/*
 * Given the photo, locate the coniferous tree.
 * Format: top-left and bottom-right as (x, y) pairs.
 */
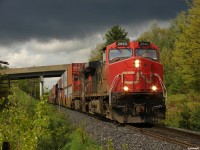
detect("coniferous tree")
(104, 25), (129, 46)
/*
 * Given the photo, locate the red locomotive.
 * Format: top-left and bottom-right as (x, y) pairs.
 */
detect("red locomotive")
(49, 41), (166, 123)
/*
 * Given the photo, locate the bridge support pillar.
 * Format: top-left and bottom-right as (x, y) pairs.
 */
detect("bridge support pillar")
(40, 75), (44, 98)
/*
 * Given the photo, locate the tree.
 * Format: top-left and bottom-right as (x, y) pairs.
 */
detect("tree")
(137, 23), (168, 52)
(89, 25), (129, 61)
(0, 65), (9, 70)
(89, 43), (105, 62)
(17, 79), (40, 99)
(173, 0), (200, 92)
(104, 25), (129, 46)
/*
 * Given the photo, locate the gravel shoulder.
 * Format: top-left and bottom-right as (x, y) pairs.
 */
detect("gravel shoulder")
(63, 107), (185, 150)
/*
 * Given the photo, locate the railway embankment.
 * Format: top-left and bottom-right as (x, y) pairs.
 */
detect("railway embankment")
(65, 107), (192, 150)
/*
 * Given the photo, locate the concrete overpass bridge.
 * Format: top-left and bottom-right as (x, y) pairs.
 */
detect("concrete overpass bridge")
(0, 64), (68, 97)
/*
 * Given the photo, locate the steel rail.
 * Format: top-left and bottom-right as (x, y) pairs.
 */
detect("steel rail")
(126, 125), (200, 149)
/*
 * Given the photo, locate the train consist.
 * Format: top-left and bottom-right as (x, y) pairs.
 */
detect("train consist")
(49, 41), (167, 123)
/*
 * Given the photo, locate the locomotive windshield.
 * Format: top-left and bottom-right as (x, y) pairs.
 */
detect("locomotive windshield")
(135, 49), (158, 61)
(109, 49), (132, 63)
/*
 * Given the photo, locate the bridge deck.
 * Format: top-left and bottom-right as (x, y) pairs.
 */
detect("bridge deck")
(0, 64), (69, 79)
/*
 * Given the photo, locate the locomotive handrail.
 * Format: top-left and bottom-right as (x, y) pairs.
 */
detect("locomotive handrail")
(109, 74), (121, 105)
(153, 73), (167, 100)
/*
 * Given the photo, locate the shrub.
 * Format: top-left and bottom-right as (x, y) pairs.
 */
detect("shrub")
(0, 87), (71, 149)
(68, 123), (102, 150)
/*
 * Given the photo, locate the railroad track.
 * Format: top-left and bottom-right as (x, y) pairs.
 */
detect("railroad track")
(126, 124), (200, 149)
(59, 106), (200, 149)
(58, 105), (200, 148)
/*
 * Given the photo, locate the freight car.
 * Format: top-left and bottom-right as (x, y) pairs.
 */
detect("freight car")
(49, 41), (167, 123)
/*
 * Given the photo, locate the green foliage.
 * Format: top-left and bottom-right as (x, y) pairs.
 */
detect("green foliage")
(69, 122), (102, 150)
(104, 25), (129, 46)
(89, 43), (105, 61)
(37, 106), (71, 150)
(164, 94), (184, 127)
(179, 92), (200, 131)
(168, 73), (187, 94)
(0, 68), (9, 100)
(122, 143), (128, 150)
(0, 76), (10, 105)
(0, 88), (104, 149)
(179, 105), (191, 129)
(190, 108), (200, 131)
(0, 87), (71, 149)
(0, 64), (9, 70)
(173, 0), (200, 92)
(17, 79), (40, 99)
(0, 88), (40, 149)
(179, 105), (200, 131)
(137, 23), (169, 52)
(165, 93), (200, 131)
(107, 139), (114, 150)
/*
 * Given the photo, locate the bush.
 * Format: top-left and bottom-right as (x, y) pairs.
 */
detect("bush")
(190, 108), (200, 131)
(179, 105), (191, 129)
(0, 87), (71, 149)
(165, 92), (200, 131)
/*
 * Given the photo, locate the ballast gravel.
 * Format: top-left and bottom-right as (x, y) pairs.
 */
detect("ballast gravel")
(63, 108), (185, 150)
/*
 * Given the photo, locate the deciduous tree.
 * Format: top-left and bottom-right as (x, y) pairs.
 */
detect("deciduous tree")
(173, 0), (200, 92)
(89, 43), (105, 61)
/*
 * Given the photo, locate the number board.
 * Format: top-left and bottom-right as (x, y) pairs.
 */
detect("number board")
(139, 42), (150, 47)
(117, 42), (129, 47)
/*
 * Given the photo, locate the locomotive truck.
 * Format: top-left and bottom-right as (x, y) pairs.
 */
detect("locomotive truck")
(49, 41), (167, 123)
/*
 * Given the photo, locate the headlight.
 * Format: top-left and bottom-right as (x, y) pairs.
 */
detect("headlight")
(152, 86), (157, 91)
(123, 86), (129, 91)
(135, 59), (140, 68)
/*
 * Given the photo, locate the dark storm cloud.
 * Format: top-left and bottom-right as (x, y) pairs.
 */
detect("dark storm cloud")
(0, 0), (187, 44)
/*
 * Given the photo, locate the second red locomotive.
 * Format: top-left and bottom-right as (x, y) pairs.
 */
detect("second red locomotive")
(49, 41), (167, 123)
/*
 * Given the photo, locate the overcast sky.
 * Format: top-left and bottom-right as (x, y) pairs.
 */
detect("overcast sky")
(0, 0), (187, 88)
